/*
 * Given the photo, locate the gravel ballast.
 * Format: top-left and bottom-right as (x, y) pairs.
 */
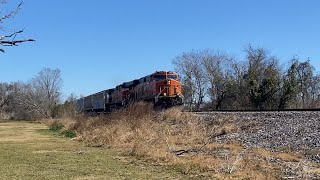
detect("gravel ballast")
(196, 111), (320, 160)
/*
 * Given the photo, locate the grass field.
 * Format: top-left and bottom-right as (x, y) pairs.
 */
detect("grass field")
(0, 120), (189, 180)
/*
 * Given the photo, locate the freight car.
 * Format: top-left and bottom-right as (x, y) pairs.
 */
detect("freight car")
(76, 71), (184, 112)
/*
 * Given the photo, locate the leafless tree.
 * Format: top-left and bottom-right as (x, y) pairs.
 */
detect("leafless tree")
(0, 0), (34, 53)
(32, 68), (62, 118)
(173, 50), (207, 111)
(202, 50), (234, 110)
(9, 68), (62, 119)
(296, 60), (316, 108)
(310, 74), (320, 107)
(8, 81), (37, 119)
(0, 82), (10, 118)
(0, 82), (9, 108)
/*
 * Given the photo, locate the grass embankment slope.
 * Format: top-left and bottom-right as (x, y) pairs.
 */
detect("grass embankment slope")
(54, 103), (320, 179)
(0, 120), (188, 180)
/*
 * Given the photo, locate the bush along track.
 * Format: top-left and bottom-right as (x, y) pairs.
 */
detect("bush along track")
(48, 121), (77, 138)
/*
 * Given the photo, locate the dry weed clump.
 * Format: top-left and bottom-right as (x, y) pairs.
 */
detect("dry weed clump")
(55, 103), (210, 167)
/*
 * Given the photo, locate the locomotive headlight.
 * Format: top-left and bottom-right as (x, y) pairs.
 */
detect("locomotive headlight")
(168, 80), (171, 85)
(164, 93), (167, 96)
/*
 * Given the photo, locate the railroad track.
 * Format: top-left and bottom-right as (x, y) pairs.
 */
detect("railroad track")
(192, 108), (320, 115)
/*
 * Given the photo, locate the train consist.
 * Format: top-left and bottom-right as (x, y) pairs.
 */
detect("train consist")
(76, 71), (184, 112)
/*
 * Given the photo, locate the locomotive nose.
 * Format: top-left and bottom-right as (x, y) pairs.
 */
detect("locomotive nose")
(164, 79), (171, 85)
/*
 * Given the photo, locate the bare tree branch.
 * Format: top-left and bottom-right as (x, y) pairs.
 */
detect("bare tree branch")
(0, 0), (23, 22)
(0, 0), (34, 53)
(1, 38), (35, 46)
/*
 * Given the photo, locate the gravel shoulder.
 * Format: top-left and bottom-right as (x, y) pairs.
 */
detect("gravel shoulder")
(195, 111), (320, 179)
(197, 111), (320, 152)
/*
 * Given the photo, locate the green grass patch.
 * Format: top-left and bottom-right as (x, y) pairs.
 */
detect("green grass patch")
(61, 129), (76, 138)
(0, 120), (189, 179)
(38, 128), (77, 138)
(46, 121), (77, 138)
(48, 121), (64, 131)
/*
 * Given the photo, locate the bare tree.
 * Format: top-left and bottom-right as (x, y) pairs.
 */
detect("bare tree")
(202, 50), (234, 110)
(173, 50), (207, 111)
(0, 82), (9, 108)
(0, 82), (10, 118)
(9, 68), (62, 119)
(296, 60), (316, 108)
(9, 81), (39, 119)
(0, 0), (34, 53)
(31, 68), (62, 118)
(310, 73), (320, 107)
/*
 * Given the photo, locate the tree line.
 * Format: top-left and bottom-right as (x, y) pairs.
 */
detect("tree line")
(0, 68), (65, 119)
(1, 47), (319, 119)
(173, 46), (320, 111)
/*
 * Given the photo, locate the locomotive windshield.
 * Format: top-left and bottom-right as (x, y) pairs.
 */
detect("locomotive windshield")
(167, 74), (177, 80)
(153, 74), (166, 81)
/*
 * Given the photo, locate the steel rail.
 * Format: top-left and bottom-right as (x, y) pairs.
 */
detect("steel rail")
(191, 108), (320, 113)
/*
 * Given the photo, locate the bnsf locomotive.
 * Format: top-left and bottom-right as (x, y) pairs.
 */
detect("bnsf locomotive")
(76, 71), (184, 112)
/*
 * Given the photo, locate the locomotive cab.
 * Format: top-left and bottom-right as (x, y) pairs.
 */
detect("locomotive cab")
(152, 71), (184, 106)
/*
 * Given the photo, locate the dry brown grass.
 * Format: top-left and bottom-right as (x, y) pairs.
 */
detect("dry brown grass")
(46, 102), (319, 179)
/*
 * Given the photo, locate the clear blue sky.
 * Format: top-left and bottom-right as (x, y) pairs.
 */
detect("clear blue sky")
(1, 0), (319, 100)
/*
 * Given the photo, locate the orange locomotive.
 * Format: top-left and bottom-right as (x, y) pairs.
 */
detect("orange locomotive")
(77, 71), (184, 112)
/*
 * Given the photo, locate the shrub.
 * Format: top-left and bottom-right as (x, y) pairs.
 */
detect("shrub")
(62, 130), (77, 138)
(49, 121), (64, 131)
